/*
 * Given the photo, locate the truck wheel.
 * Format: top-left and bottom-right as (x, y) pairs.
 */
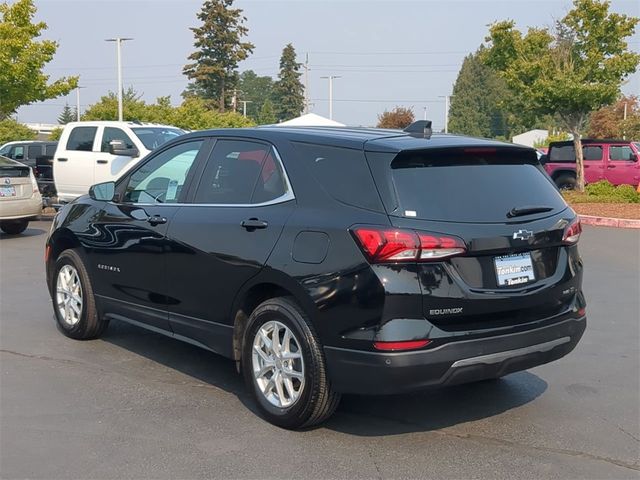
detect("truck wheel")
(555, 174), (576, 190)
(0, 219), (29, 235)
(242, 297), (341, 429)
(52, 249), (109, 340)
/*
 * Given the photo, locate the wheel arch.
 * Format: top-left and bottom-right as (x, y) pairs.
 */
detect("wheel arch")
(551, 169), (576, 180)
(46, 228), (82, 292)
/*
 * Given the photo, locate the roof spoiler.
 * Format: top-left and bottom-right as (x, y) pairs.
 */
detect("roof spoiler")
(404, 120), (432, 139)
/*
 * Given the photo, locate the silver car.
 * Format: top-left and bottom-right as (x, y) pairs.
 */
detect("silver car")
(0, 155), (42, 234)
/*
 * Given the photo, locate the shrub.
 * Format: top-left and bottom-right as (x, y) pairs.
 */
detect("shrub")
(585, 180), (616, 196)
(0, 119), (37, 144)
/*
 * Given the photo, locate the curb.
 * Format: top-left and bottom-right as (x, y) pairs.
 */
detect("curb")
(579, 215), (640, 229)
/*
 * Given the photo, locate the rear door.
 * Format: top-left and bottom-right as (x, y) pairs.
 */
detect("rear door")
(582, 144), (605, 183)
(165, 138), (295, 356)
(366, 146), (575, 330)
(604, 143), (640, 186)
(55, 126), (99, 199)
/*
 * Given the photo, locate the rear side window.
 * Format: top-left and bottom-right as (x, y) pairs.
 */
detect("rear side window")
(292, 142), (383, 212)
(584, 146), (602, 160)
(367, 148), (566, 223)
(549, 144), (603, 162)
(45, 144), (56, 156)
(27, 145), (41, 159)
(66, 127), (97, 152)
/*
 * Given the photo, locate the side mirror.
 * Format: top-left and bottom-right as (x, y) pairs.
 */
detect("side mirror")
(108, 139), (139, 158)
(89, 181), (116, 202)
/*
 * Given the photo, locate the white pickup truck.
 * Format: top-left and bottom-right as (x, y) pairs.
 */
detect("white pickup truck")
(53, 121), (184, 203)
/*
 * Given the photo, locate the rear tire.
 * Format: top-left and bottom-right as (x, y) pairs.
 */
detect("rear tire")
(0, 219), (28, 235)
(554, 173), (576, 190)
(52, 249), (108, 340)
(242, 297), (341, 429)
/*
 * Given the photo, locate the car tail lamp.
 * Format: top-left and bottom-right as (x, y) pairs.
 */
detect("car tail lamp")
(29, 169), (39, 193)
(562, 218), (582, 245)
(373, 339), (431, 351)
(351, 226), (466, 263)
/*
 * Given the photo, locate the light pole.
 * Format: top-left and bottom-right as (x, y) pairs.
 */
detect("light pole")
(75, 86), (84, 121)
(320, 75), (341, 120)
(438, 95), (454, 133)
(240, 100), (253, 117)
(105, 37), (133, 121)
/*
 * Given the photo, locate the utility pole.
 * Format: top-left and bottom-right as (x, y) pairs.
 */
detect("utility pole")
(75, 86), (84, 121)
(240, 100), (253, 117)
(303, 53), (310, 114)
(423, 106), (427, 121)
(320, 75), (341, 120)
(231, 88), (238, 113)
(105, 37), (133, 121)
(438, 94), (453, 133)
(623, 101), (628, 140)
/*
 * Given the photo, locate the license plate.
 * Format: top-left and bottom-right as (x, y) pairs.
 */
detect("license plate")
(494, 252), (535, 286)
(0, 186), (16, 197)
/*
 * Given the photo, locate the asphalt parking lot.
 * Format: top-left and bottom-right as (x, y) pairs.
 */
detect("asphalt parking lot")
(0, 221), (638, 479)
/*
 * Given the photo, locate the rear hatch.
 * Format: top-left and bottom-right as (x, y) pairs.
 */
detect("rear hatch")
(365, 145), (579, 330)
(0, 158), (34, 200)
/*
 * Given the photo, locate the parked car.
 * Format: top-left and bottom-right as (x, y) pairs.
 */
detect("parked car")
(45, 124), (586, 428)
(0, 140), (58, 195)
(53, 121), (184, 203)
(0, 155), (43, 234)
(542, 139), (640, 189)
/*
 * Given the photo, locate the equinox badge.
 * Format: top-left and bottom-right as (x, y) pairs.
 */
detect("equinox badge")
(513, 229), (534, 241)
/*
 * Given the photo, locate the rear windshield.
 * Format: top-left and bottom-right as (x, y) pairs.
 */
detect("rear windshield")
(366, 148), (566, 223)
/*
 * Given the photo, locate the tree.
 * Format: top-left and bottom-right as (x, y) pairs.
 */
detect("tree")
(377, 106), (415, 129)
(81, 87), (147, 121)
(483, 0), (639, 191)
(0, 0), (77, 119)
(58, 103), (75, 124)
(449, 50), (509, 138)
(256, 98), (276, 125)
(49, 126), (62, 141)
(588, 95), (639, 138)
(0, 119), (36, 143)
(183, 0), (254, 112)
(237, 70), (274, 119)
(272, 44), (304, 121)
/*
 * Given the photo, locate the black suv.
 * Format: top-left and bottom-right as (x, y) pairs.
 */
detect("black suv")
(45, 124), (586, 428)
(0, 141), (58, 195)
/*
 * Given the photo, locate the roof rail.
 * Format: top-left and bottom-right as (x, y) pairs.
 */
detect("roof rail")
(404, 120), (432, 139)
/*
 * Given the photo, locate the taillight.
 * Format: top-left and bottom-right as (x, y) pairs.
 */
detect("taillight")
(373, 339), (431, 351)
(351, 226), (466, 263)
(29, 169), (39, 193)
(562, 217), (582, 245)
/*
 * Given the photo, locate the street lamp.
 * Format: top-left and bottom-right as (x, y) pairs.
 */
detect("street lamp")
(105, 37), (133, 121)
(320, 75), (341, 120)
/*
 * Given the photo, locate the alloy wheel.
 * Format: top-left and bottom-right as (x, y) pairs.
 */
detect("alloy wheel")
(56, 265), (83, 326)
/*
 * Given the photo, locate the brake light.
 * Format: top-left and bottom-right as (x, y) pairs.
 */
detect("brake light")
(562, 218), (582, 245)
(351, 226), (466, 263)
(29, 168), (38, 193)
(373, 339), (431, 351)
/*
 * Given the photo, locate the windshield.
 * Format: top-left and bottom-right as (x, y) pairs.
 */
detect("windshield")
(131, 127), (184, 150)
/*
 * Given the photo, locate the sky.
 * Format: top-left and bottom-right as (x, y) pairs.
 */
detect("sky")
(16, 0), (640, 128)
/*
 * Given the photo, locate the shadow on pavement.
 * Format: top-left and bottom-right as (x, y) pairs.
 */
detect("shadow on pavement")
(0, 227), (46, 239)
(102, 320), (547, 435)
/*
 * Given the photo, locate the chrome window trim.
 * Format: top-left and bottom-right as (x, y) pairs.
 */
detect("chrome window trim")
(117, 143), (296, 208)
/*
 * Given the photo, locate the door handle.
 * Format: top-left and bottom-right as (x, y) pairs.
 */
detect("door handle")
(97, 159), (108, 164)
(607, 165), (616, 169)
(241, 218), (268, 230)
(146, 215), (168, 226)
(57, 158), (68, 162)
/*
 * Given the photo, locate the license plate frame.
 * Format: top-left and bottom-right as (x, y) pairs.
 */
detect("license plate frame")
(494, 252), (536, 287)
(0, 185), (16, 197)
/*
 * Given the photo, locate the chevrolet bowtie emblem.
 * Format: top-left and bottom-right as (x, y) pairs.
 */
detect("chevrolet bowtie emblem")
(513, 229), (534, 241)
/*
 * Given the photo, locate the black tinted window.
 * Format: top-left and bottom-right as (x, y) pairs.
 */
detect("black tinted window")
(194, 140), (286, 204)
(102, 127), (135, 153)
(292, 142), (383, 212)
(549, 144), (603, 162)
(27, 145), (41, 159)
(45, 145), (56, 156)
(67, 127), (97, 152)
(124, 140), (202, 203)
(367, 148), (566, 222)
(584, 146), (602, 160)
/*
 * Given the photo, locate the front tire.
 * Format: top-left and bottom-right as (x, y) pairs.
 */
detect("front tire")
(0, 219), (28, 235)
(242, 297), (340, 429)
(52, 249), (108, 340)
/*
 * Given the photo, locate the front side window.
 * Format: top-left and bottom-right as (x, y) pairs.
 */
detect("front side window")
(101, 127), (135, 153)
(609, 145), (635, 162)
(123, 140), (203, 204)
(67, 127), (97, 152)
(10, 146), (24, 160)
(194, 140), (287, 205)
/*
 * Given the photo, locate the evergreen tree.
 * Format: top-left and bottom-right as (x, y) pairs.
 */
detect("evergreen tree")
(272, 44), (304, 121)
(448, 51), (509, 138)
(238, 70), (274, 119)
(183, 0), (254, 112)
(256, 99), (276, 125)
(58, 103), (75, 124)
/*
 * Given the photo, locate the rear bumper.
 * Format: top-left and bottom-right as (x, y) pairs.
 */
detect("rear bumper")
(324, 316), (586, 395)
(0, 195), (42, 220)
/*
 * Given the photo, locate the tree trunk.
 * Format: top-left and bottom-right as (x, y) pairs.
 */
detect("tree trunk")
(219, 79), (225, 113)
(572, 129), (585, 192)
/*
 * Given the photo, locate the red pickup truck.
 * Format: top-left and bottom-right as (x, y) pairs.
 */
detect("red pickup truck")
(542, 139), (640, 189)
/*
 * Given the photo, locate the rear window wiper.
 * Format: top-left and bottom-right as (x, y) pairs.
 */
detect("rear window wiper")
(507, 205), (554, 218)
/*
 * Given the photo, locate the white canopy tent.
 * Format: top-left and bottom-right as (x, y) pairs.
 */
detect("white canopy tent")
(275, 113), (345, 127)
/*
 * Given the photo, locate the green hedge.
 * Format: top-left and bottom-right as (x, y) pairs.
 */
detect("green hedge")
(564, 180), (640, 203)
